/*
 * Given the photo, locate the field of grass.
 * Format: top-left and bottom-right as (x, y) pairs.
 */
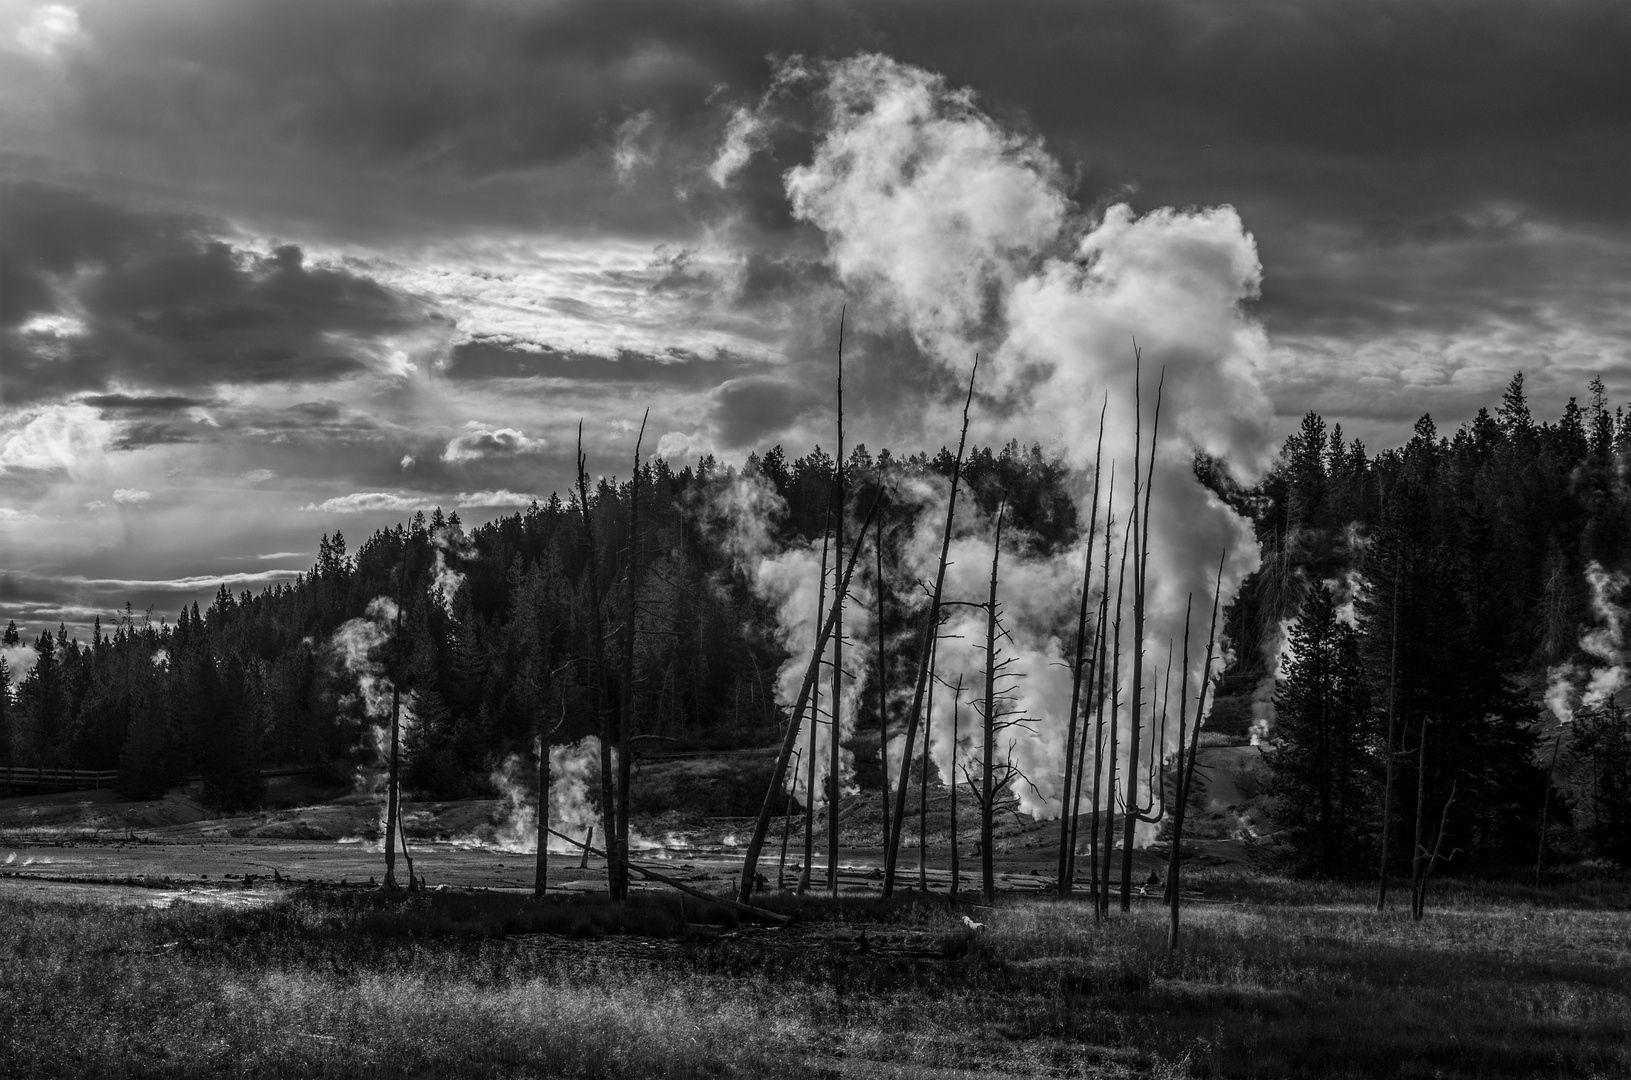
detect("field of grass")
(1, 870), (1627, 1078)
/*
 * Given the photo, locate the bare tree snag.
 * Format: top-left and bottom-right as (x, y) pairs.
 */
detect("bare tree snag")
(919, 628), (937, 891)
(1168, 551), (1223, 951)
(576, 422), (622, 899)
(884, 356), (979, 895)
(801, 517), (830, 896)
(829, 309), (845, 900)
(1121, 353), (1165, 912)
(980, 495), (1007, 903)
(1101, 514), (1133, 917)
(1058, 398), (1108, 898)
(1375, 556), (1403, 911)
(613, 410), (649, 901)
(383, 566), (406, 890)
(737, 496), (881, 904)
(950, 675), (963, 896)
(877, 508), (890, 853)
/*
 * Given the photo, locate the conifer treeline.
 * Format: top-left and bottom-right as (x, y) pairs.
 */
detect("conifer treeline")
(0, 441), (1076, 806)
(1245, 375), (1631, 873)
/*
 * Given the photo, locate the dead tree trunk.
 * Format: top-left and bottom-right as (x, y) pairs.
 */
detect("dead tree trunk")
(950, 675), (963, 896)
(1375, 557), (1402, 911)
(383, 570), (406, 890)
(919, 628), (938, 891)
(1085, 468), (1117, 917)
(736, 496), (880, 904)
(877, 509), (891, 853)
(1058, 399), (1108, 898)
(576, 422), (622, 900)
(980, 497), (1007, 903)
(828, 312), (845, 900)
(1409, 716), (1430, 919)
(884, 357), (978, 896)
(779, 748), (800, 890)
(613, 411), (648, 901)
(1166, 552), (1224, 947)
(801, 520), (830, 895)
(1121, 355), (1164, 911)
(1101, 514), (1133, 917)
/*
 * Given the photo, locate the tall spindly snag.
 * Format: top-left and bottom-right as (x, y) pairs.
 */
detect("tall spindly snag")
(1167, 550), (1224, 950)
(884, 356), (979, 895)
(980, 494), (1007, 902)
(576, 422), (622, 899)
(800, 516), (830, 895)
(1058, 397), (1107, 897)
(1375, 554), (1403, 911)
(829, 308), (845, 899)
(737, 494), (881, 903)
(1121, 352), (1165, 911)
(1100, 513), (1133, 916)
(614, 409), (648, 900)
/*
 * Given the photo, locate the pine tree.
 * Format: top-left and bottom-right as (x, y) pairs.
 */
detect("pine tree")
(1266, 583), (1377, 877)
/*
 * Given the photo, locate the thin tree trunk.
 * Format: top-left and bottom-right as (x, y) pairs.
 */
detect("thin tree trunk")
(919, 629), (937, 891)
(576, 423), (621, 900)
(1376, 558), (1402, 911)
(737, 496), (881, 904)
(614, 412), (648, 901)
(878, 509), (891, 853)
(779, 748), (799, 890)
(1121, 356), (1164, 911)
(383, 569), (405, 890)
(1168, 552), (1224, 950)
(1058, 399), (1108, 897)
(801, 521), (830, 896)
(884, 357), (978, 895)
(1410, 716), (1429, 920)
(950, 676), (962, 897)
(1102, 514), (1133, 917)
(1535, 725), (1563, 888)
(981, 496), (1007, 904)
(1085, 469), (1117, 919)
(829, 312), (845, 900)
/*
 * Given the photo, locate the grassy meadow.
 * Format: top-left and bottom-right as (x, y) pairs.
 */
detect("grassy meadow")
(1, 871), (1627, 1079)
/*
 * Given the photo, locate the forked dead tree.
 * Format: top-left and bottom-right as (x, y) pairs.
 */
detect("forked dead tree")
(1166, 550), (1224, 950)
(828, 310), (845, 899)
(736, 495), (881, 904)
(575, 422), (622, 899)
(800, 518), (831, 895)
(884, 356), (979, 895)
(1057, 398), (1107, 898)
(1120, 353), (1165, 911)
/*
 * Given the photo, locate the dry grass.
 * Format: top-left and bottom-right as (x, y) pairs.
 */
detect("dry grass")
(1, 872), (1627, 1078)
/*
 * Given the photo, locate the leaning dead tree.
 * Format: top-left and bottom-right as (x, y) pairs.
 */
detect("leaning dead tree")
(799, 518), (831, 895)
(1057, 398), (1108, 898)
(828, 310), (846, 900)
(1099, 513), (1133, 918)
(1166, 550), (1224, 950)
(575, 422), (625, 900)
(737, 494), (881, 904)
(883, 356), (979, 896)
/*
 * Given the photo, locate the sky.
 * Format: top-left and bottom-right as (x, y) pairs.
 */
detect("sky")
(0, 0), (1627, 643)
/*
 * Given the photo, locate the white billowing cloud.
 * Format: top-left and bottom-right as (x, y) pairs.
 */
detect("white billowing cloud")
(780, 54), (1272, 828)
(399, 454), (415, 470)
(2, 642), (36, 684)
(455, 490), (538, 509)
(16, 4), (84, 59)
(655, 430), (708, 462)
(0, 403), (114, 478)
(112, 488), (151, 505)
(441, 426), (547, 463)
(708, 105), (763, 187)
(785, 54), (1068, 365)
(302, 492), (431, 514)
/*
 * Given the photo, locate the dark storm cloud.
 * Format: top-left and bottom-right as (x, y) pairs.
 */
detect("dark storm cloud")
(61, 0), (1622, 222)
(80, 393), (212, 416)
(712, 376), (824, 449)
(446, 340), (769, 386)
(0, 181), (431, 404)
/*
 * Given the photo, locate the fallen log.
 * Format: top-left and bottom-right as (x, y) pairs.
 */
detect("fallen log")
(546, 827), (792, 926)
